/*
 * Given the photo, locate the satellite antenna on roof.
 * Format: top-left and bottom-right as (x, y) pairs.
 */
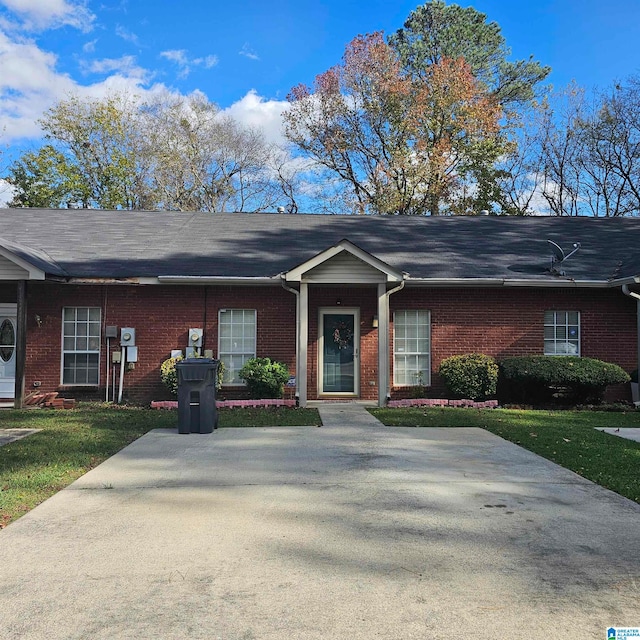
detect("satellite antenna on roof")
(547, 240), (581, 275)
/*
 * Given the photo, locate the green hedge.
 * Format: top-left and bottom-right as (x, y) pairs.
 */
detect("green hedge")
(438, 353), (498, 401)
(239, 357), (290, 399)
(499, 356), (630, 404)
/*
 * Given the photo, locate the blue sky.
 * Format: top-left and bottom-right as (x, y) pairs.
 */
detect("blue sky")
(1, 0), (639, 168)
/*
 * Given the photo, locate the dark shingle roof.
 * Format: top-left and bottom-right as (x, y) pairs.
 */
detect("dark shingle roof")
(1, 208), (639, 283)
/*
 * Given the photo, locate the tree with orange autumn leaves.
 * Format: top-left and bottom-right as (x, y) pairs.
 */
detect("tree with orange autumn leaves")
(285, 32), (504, 215)
(285, 0), (551, 215)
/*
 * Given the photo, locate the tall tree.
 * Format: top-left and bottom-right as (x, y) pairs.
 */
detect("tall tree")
(389, 0), (550, 107)
(6, 92), (297, 212)
(284, 32), (502, 215)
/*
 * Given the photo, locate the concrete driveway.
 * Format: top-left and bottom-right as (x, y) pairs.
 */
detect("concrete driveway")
(0, 407), (638, 640)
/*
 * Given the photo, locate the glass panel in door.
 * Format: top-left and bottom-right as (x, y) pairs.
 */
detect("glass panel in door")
(322, 313), (355, 393)
(0, 317), (16, 379)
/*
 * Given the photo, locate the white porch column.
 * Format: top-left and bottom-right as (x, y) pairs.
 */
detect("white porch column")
(299, 281), (308, 407)
(377, 282), (389, 407)
(14, 281), (27, 409)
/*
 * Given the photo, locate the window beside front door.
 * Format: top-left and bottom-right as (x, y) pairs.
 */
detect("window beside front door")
(544, 310), (580, 355)
(218, 309), (256, 384)
(393, 310), (431, 386)
(62, 307), (101, 385)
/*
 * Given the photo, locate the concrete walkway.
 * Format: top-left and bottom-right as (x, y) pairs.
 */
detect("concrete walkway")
(0, 407), (639, 639)
(0, 428), (40, 447)
(598, 427), (640, 443)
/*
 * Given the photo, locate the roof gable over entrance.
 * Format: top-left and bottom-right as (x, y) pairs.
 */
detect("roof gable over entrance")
(284, 239), (405, 284)
(0, 241), (51, 281)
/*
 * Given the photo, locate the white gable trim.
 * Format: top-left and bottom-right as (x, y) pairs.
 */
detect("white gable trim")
(0, 248), (46, 280)
(284, 239), (405, 283)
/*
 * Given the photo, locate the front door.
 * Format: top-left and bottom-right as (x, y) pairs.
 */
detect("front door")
(0, 305), (17, 399)
(319, 308), (359, 396)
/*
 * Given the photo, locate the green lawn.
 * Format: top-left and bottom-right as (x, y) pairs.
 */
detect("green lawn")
(0, 404), (320, 528)
(370, 407), (640, 503)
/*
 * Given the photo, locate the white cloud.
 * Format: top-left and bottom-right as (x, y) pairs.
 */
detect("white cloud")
(115, 24), (140, 46)
(0, 0), (94, 32)
(82, 55), (148, 80)
(82, 38), (97, 53)
(160, 48), (188, 66)
(239, 43), (259, 61)
(194, 55), (218, 69)
(0, 179), (16, 207)
(223, 90), (288, 146)
(160, 49), (218, 79)
(0, 30), (172, 143)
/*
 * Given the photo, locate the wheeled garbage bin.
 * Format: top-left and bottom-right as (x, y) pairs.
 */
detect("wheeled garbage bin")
(176, 358), (219, 433)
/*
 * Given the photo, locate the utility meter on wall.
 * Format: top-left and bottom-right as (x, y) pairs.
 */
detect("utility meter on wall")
(189, 328), (203, 348)
(120, 328), (136, 346)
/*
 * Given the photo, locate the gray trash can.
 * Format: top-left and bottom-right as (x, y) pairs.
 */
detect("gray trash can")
(176, 358), (219, 434)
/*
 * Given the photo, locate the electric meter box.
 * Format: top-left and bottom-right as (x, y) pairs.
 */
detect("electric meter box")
(189, 328), (203, 348)
(120, 328), (136, 346)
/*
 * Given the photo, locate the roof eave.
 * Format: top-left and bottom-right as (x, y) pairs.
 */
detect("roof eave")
(405, 277), (615, 288)
(157, 275), (279, 285)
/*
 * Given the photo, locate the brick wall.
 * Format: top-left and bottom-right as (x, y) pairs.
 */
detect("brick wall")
(21, 282), (638, 404)
(390, 287), (637, 399)
(25, 283), (297, 404)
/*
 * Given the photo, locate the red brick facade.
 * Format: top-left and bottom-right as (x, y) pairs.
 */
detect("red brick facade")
(11, 281), (638, 404)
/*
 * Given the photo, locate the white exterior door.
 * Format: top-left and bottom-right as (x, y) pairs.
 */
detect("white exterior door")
(0, 305), (17, 398)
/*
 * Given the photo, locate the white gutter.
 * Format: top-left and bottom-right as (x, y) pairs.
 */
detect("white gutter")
(157, 276), (278, 285)
(403, 277), (613, 288)
(379, 279), (406, 406)
(622, 285), (640, 389)
(280, 278), (300, 402)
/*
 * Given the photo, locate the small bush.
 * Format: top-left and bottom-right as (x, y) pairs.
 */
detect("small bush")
(160, 355), (225, 396)
(239, 357), (290, 399)
(438, 353), (498, 401)
(499, 356), (630, 405)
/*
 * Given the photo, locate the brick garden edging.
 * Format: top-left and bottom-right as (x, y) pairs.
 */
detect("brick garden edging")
(151, 398), (497, 410)
(151, 399), (297, 410)
(386, 398), (499, 409)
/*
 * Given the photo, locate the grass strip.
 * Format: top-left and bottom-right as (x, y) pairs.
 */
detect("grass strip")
(0, 404), (320, 528)
(370, 407), (640, 504)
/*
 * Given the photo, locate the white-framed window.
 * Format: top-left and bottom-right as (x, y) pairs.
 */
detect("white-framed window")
(544, 310), (580, 355)
(62, 307), (101, 385)
(218, 309), (256, 384)
(393, 310), (431, 386)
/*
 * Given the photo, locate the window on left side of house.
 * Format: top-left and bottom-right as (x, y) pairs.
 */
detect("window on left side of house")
(62, 307), (101, 385)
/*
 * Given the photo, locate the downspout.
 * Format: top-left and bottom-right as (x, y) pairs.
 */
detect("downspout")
(281, 278), (300, 403)
(622, 284), (640, 384)
(382, 280), (405, 403)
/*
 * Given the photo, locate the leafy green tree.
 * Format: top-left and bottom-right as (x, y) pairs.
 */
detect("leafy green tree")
(7, 145), (88, 208)
(389, 1), (550, 107)
(41, 93), (152, 210)
(6, 92), (299, 212)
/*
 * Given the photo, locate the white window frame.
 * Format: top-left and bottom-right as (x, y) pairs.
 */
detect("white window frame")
(61, 307), (101, 386)
(544, 310), (580, 356)
(218, 309), (257, 385)
(393, 310), (431, 386)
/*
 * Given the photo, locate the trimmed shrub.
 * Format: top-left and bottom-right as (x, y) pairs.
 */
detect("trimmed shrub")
(160, 355), (225, 396)
(239, 357), (290, 399)
(438, 353), (498, 401)
(499, 356), (630, 405)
